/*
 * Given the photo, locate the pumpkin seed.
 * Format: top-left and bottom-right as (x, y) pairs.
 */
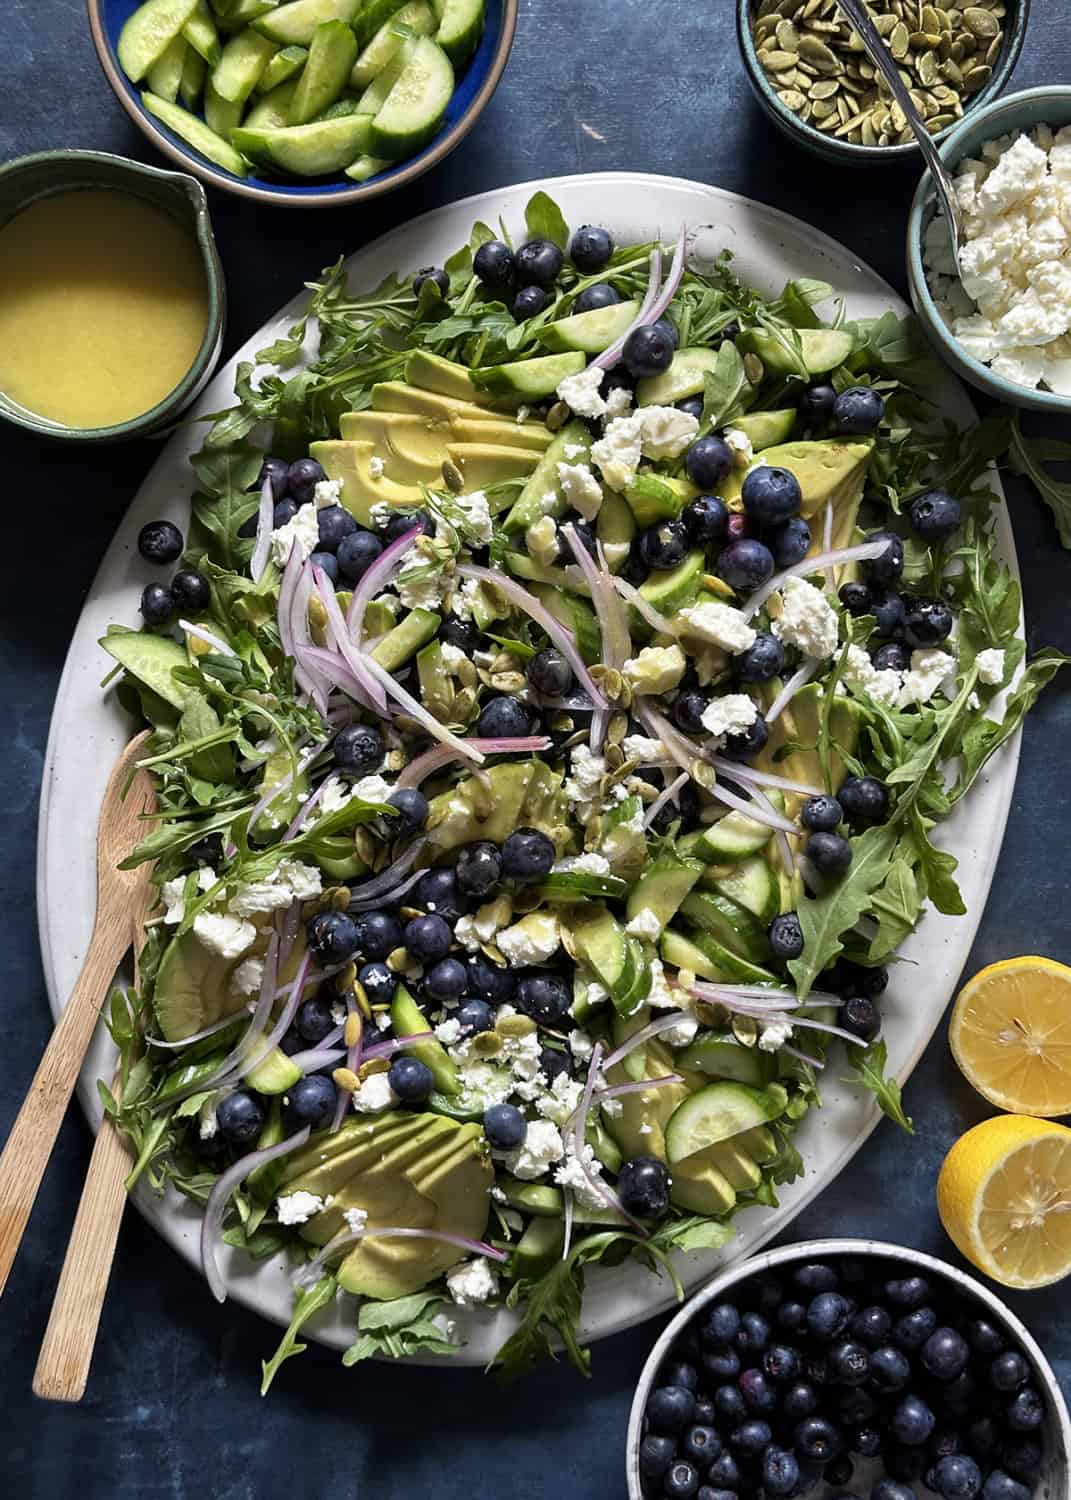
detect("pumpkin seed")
(775, 17), (800, 49)
(810, 96), (837, 119)
(743, 352), (765, 384)
(963, 4), (999, 35)
(963, 62), (991, 91)
(762, 49), (800, 71)
(798, 34), (838, 70)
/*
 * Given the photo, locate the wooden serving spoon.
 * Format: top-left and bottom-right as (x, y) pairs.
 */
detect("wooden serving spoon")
(0, 731), (155, 1302)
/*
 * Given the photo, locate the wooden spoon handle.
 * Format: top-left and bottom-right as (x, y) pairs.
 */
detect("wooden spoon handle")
(32, 1112), (131, 1402)
(0, 919), (128, 1298)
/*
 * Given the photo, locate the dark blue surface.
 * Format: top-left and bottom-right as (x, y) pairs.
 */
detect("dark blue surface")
(3, 1), (1071, 1494)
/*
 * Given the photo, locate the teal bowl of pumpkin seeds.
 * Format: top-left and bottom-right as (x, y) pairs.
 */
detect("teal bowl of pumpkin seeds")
(736, 0), (1029, 166)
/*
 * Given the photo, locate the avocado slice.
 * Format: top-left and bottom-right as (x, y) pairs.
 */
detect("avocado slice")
(100, 631), (201, 712)
(502, 550), (580, 594)
(471, 352), (586, 402)
(737, 326), (854, 377)
(536, 298), (641, 354)
(426, 761), (567, 853)
(756, 681), (861, 809)
(371, 381), (495, 423)
(340, 409), (450, 465)
(669, 1153), (738, 1216)
(734, 408), (797, 450)
(153, 929), (243, 1042)
(257, 741), (308, 828)
(603, 1014), (692, 1162)
(405, 349), (483, 403)
(309, 437), (424, 525)
(370, 608), (441, 672)
(391, 986), (461, 1095)
(635, 347), (720, 406)
(444, 442), (540, 492)
(280, 1110), (423, 1183)
(512, 1216), (565, 1278)
(752, 438), (872, 524)
(502, 419), (591, 533)
(451, 416), (553, 453)
(625, 851), (703, 930)
(564, 905), (646, 1014)
(302, 1123), (458, 1243)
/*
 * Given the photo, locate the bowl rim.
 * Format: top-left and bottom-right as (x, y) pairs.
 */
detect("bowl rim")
(625, 1236), (1071, 1500)
(86, 0), (519, 208)
(735, 0), (1030, 164)
(0, 147), (225, 442)
(906, 84), (1071, 414)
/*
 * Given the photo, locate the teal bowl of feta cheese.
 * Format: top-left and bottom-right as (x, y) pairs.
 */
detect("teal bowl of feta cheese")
(906, 86), (1071, 412)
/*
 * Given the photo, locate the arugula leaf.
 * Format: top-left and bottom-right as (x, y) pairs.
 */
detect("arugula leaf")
(189, 444), (264, 573)
(701, 341), (749, 433)
(950, 648), (1071, 804)
(1009, 416), (1071, 547)
(524, 191), (569, 251)
(342, 1291), (457, 1365)
(846, 1039), (914, 1133)
(650, 1216), (736, 1255)
(866, 857), (921, 962)
(788, 824), (900, 999)
(907, 807), (965, 917)
(260, 1275), (337, 1395)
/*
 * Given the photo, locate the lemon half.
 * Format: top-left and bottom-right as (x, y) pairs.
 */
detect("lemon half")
(949, 956), (1071, 1117)
(937, 1114), (1071, 1289)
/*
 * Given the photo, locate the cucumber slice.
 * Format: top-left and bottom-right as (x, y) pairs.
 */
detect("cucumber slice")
(203, 77), (243, 133)
(142, 90), (250, 174)
(244, 1045), (302, 1094)
(390, 985), (459, 1095)
(535, 872), (629, 902)
(355, 41), (410, 112)
(537, 299), (640, 356)
(664, 1081), (788, 1164)
(256, 42), (308, 90)
(243, 77), (298, 127)
(353, 0), (407, 46)
(504, 419), (590, 532)
(182, 0), (223, 63)
(737, 326), (854, 378)
(212, 28), (278, 101)
(529, 583), (601, 664)
(232, 112), (373, 174)
(318, 95), (360, 118)
(472, 351), (586, 402)
(179, 42), (207, 104)
(512, 1216), (564, 1279)
(679, 890), (769, 966)
(680, 926), (779, 987)
(429, 1064), (512, 1121)
(500, 1179), (563, 1217)
(596, 489), (636, 571)
(626, 851), (702, 930)
(345, 153), (390, 180)
(675, 1032), (769, 1086)
(636, 347), (720, 407)
(709, 854), (779, 924)
(146, 33), (189, 100)
(216, 0), (278, 28)
(352, 0), (435, 88)
(118, 0), (200, 82)
(433, 0), (485, 65)
(368, 35), (454, 160)
(692, 791), (786, 862)
(254, 0), (360, 44)
(289, 18), (358, 123)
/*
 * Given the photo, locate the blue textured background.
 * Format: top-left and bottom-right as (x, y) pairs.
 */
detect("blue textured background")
(2, 2), (1070, 1494)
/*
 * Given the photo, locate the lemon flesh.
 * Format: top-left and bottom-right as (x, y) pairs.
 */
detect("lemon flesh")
(950, 956), (1071, 1117)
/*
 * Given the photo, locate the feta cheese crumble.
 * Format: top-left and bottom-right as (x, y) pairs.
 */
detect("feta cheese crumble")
(160, 865), (216, 924)
(637, 405), (699, 460)
(625, 907), (663, 941)
(343, 1207), (368, 1234)
(976, 647), (1006, 686)
(445, 1257), (499, 1308)
(758, 1020), (794, 1053)
(503, 1119), (565, 1178)
(553, 851), (611, 876)
(554, 1145), (608, 1211)
(276, 1191), (325, 1226)
(556, 364), (607, 419)
(270, 502), (320, 567)
(352, 1072), (396, 1113)
(368, 455), (385, 479)
(723, 427), (755, 468)
(700, 693), (759, 742)
(496, 912), (561, 967)
(229, 957), (265, 998)
(772, 577), (839, 660)
(565, 744), (608, 822)
(556, 461), (603, 521)
(193, 911), (257, 961)
(678, 601), (757, 655)
(590, 414), (644, 492)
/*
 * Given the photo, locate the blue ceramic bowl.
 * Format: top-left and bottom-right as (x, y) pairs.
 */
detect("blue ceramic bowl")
(906, 86), (1071, 413)
(88, 0), (517, 207)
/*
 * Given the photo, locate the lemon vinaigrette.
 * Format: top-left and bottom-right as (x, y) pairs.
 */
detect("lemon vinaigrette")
(0, 188), (209, 429)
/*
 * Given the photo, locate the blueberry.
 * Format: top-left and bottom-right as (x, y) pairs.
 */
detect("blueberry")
(767, 516), (812, 567)
(828, 1338), (870, 1385)
(354, 910), (403, 962)
(827, 1456), (856, 1487)
(838, 1388), (877, 1425)
(187, 832), (223, 865)
(334, 723), (385, 773)
(569, 224), (614, 272)
(684, 435), (734, 490)
(767, 912), (804, 962)
(833, 386), (885, 435)
(902, 596), (954, 648)
(440, 617), (480, 652)
(272, 498), (299, 529)
(172, 568), (212, 614)
(259, 456), (290, 502)
(512, 285), (550, 320)
(794, 1416), (841, 1462)
(870, 1344), (912, 1391)
(639, 518), (691, 571)
(573, 282), (619, 314)
(307, 910), (360, 962)
(500, 827), (555, 882)
(874, 641), (911, 673)
(721, 714), (769, 762)
(413, 266), (449, 298)
(456, 841), (502, 898)
(704, 1302), (742, 1345)
(729, 1418), (771, 1456)
(456, 998), (495, 1035)
(515, 973), (570, 1025)
(384, 509), (434, 542)
(623, 323), (675, 378)
(794, 1262), (838, 1293)
(871, 1483), (917, 1500)
(672, 690), (709, 735)
(736, 1311), (771, 1355)
(942, 1372), (977, 1415)
(617, 1155), (671, 1219)
(852, 1426), (883, 1457)
(404, 913), (452, 963)
(802, 795), (843, 832)
(284, 1074), (337, 1129)
(309, 550), (339, 584)
(871, 590), (906, 636)
(337, 530), (383, 583)
(647, 1384), (696, 1435)
(706, 1453), (741, 1491)
(654, 315), (679, 350)
(782, 1381), (818, 1422)
(424, 957), (468, 1002)
(528, 646), (573, 697)
(799, 382), (837, 422)
(775, 1301), (807, 1334)
(805, 832), (853, 875)
(981, 1474), (1032, 1500)
(762, 1343), (801, 1382)
(990, 1351), (1029, 1392)
(929, 1428), (965, 1461)
(388, 1055), (434, 1102)
(412, 871), (466, 928)
(677, 396), (704, 421)
(466, 952), (513, 1003)
(735, 631), (784, 683)
(483, 1102), (526, 1151)
(741, 465), (802, 527)
(909, 489), (962, 542)
(714, 1383), (747, 1425)
(386, 787), (429, 833)
(215, 1090), (265, 1145)
(1005, 1388), (1044, 1432)
(680, 1424), (720, 1465)
(663, 1460), (700, 1499)
(639, 1434), (676, 1481)
(725, 512), (751, 542)
(807, 1291), (851, 1340)
(683, 494), (729, 546)
(1002, 1438), (1043, 1482)
(762, 1447), (800, 1496)
(842, 996), (881, 1043)
(296, 995), (336, 1044)
(691, 1396), (715, 1426)
(317, 504), (357, 552)
(514, 238), (563, 288)
(358, 962), (395, 1004)
(287, 457), (326, 505)
(865, 531), (905, 585)
(138, 519), (184, 564)
(893, 1395), (936, 1446)
(968, 1319), (1005, 1357)
(839, 775), (890, 826)
(701, 1347), (741, 1382)
(477, 695), (531, 738)
(716, 539), (775, 593)
(895, 1306), (938, 1350)
(922, 1327), (970, 1381)
(967, 1417), (1002, 1461)
(839, 580), (873, 616)
(933, 1456), (982, 1500)
(140, 583), (175, 625)
(473, 239), (514, 290)
(663, 1359), (699, 1391)
(751, 1272), (785, 1314)
(741, 1368), (778, 1414)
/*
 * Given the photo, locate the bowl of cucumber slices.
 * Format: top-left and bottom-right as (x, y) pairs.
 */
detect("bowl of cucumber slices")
(88, 0), (518, 206)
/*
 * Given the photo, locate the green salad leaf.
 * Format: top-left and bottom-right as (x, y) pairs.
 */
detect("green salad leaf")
(524, 190), (570, 251)
(260, 1275), (338, 1396)
(845, 1039), (914, 1133)
(789, 824), (900, 999)
(342, 1291), (457, 1366)
(1009, 417), (1071, 547)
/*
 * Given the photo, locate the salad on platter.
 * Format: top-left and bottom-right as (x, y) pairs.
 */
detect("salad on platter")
(97, 190), (1067, 1387)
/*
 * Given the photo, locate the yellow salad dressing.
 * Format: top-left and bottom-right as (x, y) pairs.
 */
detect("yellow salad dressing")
(0, 188), (209, 429)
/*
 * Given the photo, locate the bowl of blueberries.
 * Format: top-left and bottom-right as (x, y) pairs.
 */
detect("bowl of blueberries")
(627, 1239), (1069, 1500)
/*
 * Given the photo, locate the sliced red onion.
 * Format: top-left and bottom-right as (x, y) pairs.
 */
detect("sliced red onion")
(233, 950), (313, 1085)
(643, 772), (691, 831)
(709, 755), (822, 798)
(773, 827), (795, 880)
(300, 644), (383, 709)
(179, 619), (236, 657)
(278, 897), (302, 972)
(201, 1125), (312, 1304)
(600, 1012), (693, 1073)
(574, 1042), (603, 1162)
(456, 563), (608, 710)
(396, 736), (551, 790)
(312, 567), (390, 715)
(363, 654), (485, 763)
(250, 474), (275, 584)
(797, 852), (821, 895)
(822, 501), (834, 587)
(288, 560), (332, 716)
(597, 1074), (683, 1101)
(594, 242), (666, 373)
(709, 776), (798, 834)
(348, 868), (425, 912)
(742, 539), (893, 621)
(147, 1010), (247, 1049)
(277, 541), (302, 662)
(359, 1031), (433, 1062)
(283, 770), (338, 841)
(562, 1191), (575, 1261)
(345, 838), (428, 909)
(764, 662), (819, 725)
(783, 1044), (825, 1071)
(561, 526), (623, 751)
(345, 526), (421, 646)
(683, 979), (838, 1006)
(329, 989), (358, 1134)
(611, 575), (676, 636)
(290, 1045), (346, 1073)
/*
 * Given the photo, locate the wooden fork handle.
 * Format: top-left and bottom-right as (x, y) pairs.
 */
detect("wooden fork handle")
(33, 1110), (131, 1402)
(0, 919), (129, 1299)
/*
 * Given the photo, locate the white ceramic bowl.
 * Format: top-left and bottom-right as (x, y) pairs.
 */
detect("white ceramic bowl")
(626, 1238), (1070, 1500)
